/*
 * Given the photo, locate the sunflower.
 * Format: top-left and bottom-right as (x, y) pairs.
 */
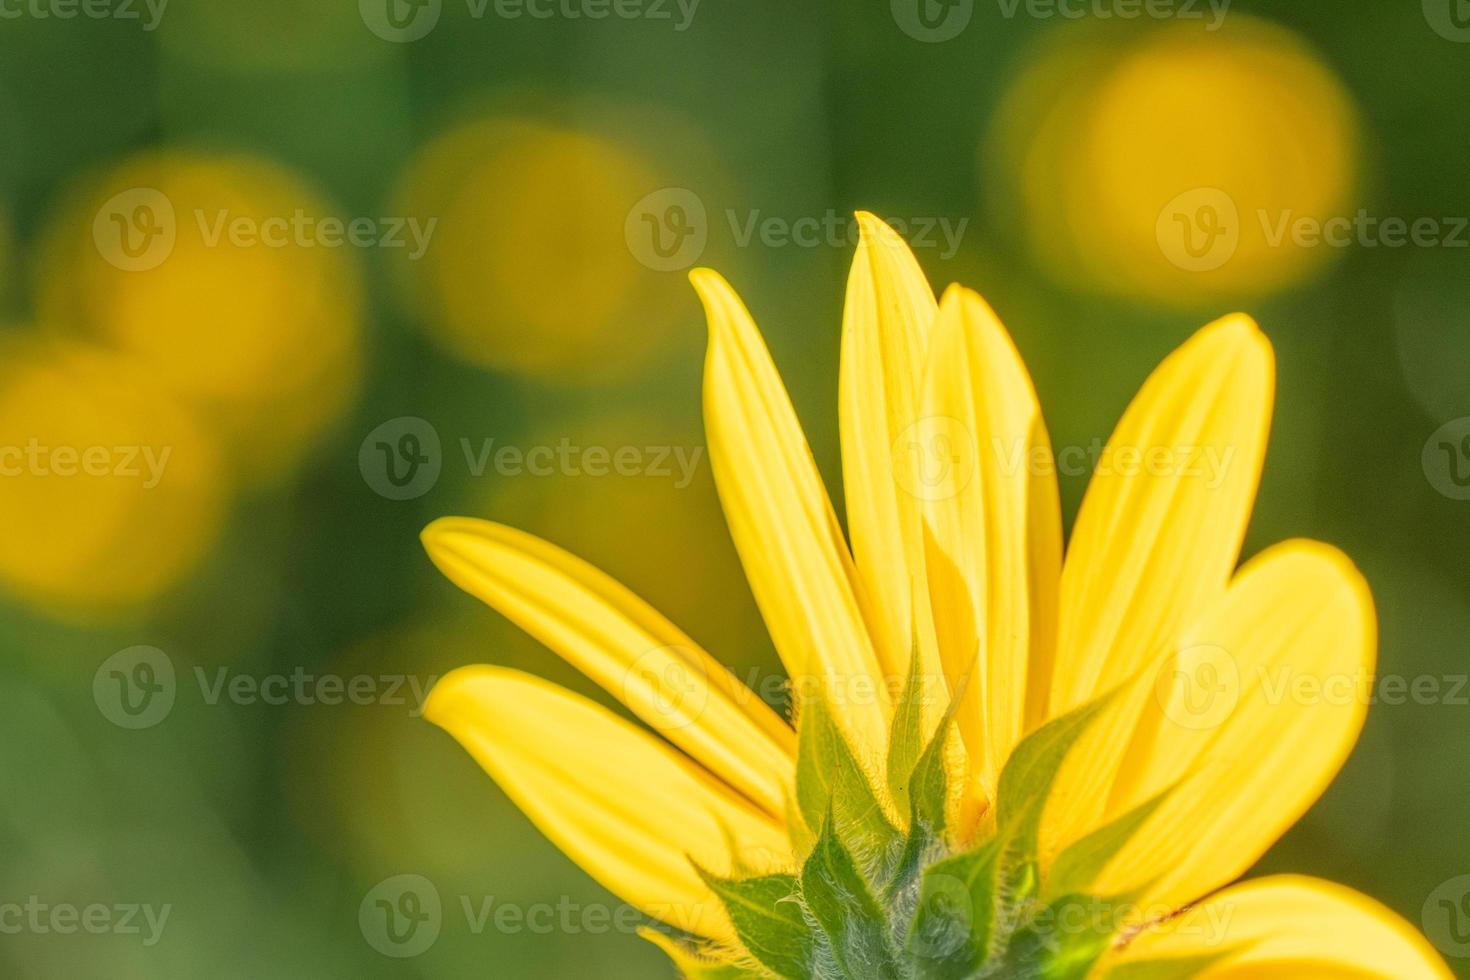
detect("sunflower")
(420, 214), (1451, 978)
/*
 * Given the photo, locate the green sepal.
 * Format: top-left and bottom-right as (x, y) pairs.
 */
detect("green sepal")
(886, 705), (955, 901)
(1043, 787), (1172, 900)
(885, 633), (931, 817)
(995, 891), (1136, 980)
(905, 812), (1046, 977)
(801, 812), (904, 980)
(995, 694), (1112, 840)
(905, 832), (1005, 976)
(795, 693), (902, 865)
(696, 870), (814, 979)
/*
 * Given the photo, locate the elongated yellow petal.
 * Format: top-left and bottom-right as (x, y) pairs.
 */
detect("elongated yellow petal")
(1081, 540), (1374, 912)
(920, 285), (1063, 801)
(1051, 314), (1273, 716)
(693, 268), (890, 759)
(1101, 876), (1453, 979)
(839, 213), (941, 692)
(423, 666), (792, 941)
(421, 517), (795, 818)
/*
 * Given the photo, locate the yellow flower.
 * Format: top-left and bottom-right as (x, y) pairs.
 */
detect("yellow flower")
(420, 213), (1450, 977)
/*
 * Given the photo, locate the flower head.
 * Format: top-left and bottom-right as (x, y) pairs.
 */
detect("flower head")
(420, 214), (1450, 978)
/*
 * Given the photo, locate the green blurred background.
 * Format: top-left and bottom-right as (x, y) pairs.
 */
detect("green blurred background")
(0, 0), (1468, 975)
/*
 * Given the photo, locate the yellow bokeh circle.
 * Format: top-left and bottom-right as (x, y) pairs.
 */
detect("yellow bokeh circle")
(0, 338), (226, 614)
(36, 151), (365, 486)
(390, 117), (690, 384)
(988, 18), (1360, 305)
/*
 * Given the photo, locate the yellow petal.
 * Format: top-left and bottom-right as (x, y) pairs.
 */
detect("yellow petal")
(693, 268), (890, 759)
(1067, 541), (1376, 912)
(421, 517), (795, 818)
(423, 666), (792, 941)
(1051, 314), (1273, 716)
(1102, 876), (1453, 979)
(838, 213), (941, 691)
(919, 285), (1063, 801)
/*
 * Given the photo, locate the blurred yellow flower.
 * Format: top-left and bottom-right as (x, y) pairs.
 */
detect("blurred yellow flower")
(989, 18), (1359, 306)
(0, 338), (225, 615)
(36, 151), (365, 487)
(390, 116), (692, 384)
